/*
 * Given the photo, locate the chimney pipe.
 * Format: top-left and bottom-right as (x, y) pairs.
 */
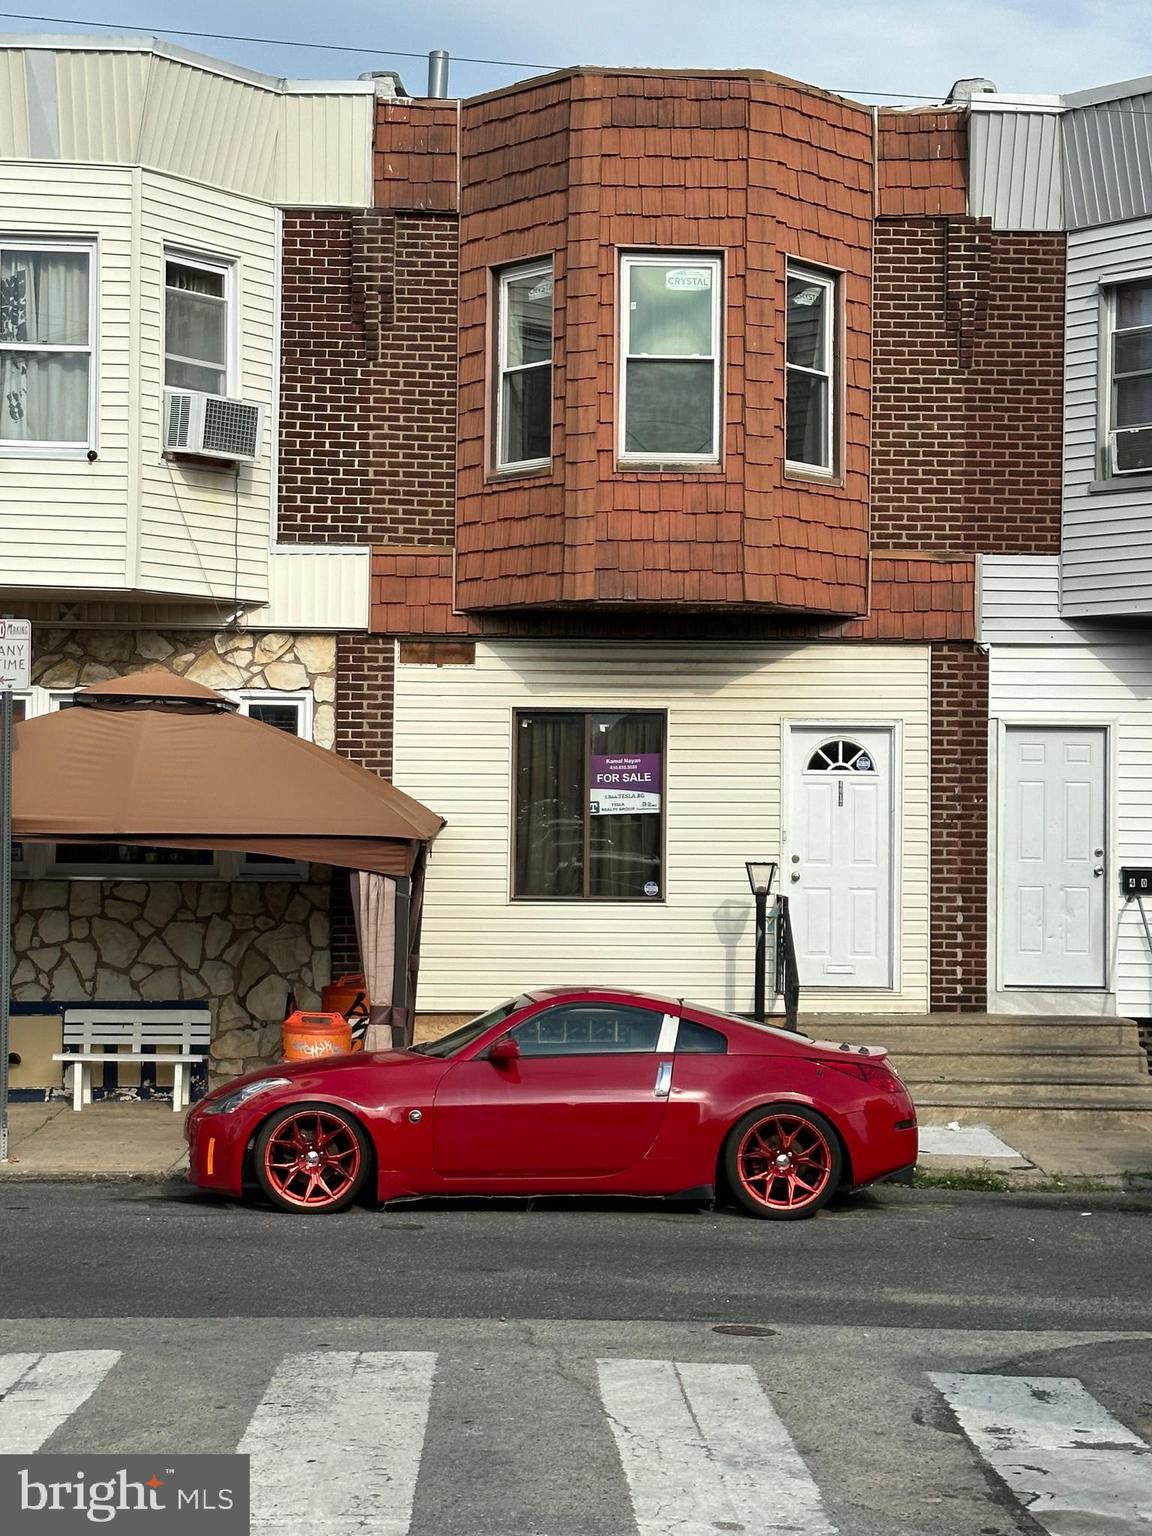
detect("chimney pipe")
(427, 50), (450, 99)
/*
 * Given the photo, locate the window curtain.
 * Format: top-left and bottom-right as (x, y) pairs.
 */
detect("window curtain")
(588, 714), (662, 899)
(515, 714), (584, 897)
(351, 870), (397, 1052)
(0, 250), (89, 442)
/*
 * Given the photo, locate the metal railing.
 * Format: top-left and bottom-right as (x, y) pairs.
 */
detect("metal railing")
(774, 895), (801, 1031)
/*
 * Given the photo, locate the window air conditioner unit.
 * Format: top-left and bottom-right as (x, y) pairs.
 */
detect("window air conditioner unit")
(1111, 425), (1152, 477)
(164, 390), (264, 465)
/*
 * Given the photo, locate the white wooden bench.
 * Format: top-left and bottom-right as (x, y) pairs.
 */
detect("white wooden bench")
(53, 1010), (211, 1113)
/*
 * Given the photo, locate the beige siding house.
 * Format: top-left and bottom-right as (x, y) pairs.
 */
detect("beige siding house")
(393, 641), (932, 1021)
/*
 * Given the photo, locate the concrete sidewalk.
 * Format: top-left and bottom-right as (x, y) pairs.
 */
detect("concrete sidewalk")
(0, 1102), (188, 1179)
(0, 1097), (1149, 1190)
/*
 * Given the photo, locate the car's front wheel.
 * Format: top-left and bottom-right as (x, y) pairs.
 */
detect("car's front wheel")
(724, 1104), (842, 1220)
(254, 1103), (370, 1213)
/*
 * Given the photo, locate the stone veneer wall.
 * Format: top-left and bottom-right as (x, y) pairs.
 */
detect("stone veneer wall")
(15, 627), (340, 1082)
(13, 877), (330, 1078)
(31, 628), (337, 746)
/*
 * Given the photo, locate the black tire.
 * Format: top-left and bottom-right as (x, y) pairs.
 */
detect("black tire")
(723, 1103), (843, 1221)
(253, 1101), (371, 1214)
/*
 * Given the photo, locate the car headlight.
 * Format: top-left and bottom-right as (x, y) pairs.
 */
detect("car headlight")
(201, 1078), (291, 1116)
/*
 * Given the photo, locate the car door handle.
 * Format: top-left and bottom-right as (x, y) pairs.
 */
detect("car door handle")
(654, 1061), (672, 1099)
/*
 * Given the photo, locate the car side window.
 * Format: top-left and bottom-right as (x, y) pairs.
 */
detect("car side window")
(676, 1020), (728, 1054)
(510, 1004), (665, 1056)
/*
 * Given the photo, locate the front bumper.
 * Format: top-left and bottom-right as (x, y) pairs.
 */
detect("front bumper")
(186, 1106), (252, 1196)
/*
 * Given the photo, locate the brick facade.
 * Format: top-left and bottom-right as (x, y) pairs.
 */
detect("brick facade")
(872, 112), (1065, 1009)
(872, 215), (1065, 554)
(278, 210), (457, 545)
(454, 71), (875, 615)
(930, 642), (990, 1010)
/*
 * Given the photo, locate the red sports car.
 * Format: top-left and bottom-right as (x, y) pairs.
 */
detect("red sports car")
(186, 987), (917, 1220)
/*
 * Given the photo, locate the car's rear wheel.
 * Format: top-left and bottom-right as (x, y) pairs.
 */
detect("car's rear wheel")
(254, 1103), (370, 1214)
(724, 1104), (842, 1220)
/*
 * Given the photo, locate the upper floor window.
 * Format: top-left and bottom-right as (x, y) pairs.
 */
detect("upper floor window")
(0, 240), (94, 450)
(495, 259), (553, 472)
(1107, 277), (1152, 476)
(785, 265), (837, 474)
(620, 253), (722, 463)
(165, 253), (231, 396)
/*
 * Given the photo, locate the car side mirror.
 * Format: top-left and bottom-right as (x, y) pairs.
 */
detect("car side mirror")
(489, 1036), (520, 1064)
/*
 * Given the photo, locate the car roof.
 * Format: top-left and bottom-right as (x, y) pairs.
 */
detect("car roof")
(524, 984), (686, 1008)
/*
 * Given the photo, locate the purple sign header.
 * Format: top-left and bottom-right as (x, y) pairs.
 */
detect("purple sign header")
(589, 753), (661, 817)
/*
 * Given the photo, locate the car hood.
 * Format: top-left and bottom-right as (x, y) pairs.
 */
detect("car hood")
(196, 1048), (437, 1109)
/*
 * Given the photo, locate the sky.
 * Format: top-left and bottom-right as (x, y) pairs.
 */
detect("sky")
(0, 0), (1147, 103)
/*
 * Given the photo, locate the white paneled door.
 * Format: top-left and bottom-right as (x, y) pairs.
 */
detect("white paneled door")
(1000, 726), (1107, 988)
(786, 727), (894, 988)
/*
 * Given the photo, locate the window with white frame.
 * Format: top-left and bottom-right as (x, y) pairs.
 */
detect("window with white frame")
(14, 687), (311, 879)
(1107, 277), (1152, 476)
(620, 253), (722, 462)
(785, 265), (837, 474)
(164, 252), (232, 396)
(0, 239), (94, 449)
(234, 692), (311, 873)
(495, 259), (553, 471)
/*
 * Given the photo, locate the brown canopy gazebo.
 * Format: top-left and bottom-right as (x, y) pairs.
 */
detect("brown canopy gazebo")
(10, 673), (445, 1044)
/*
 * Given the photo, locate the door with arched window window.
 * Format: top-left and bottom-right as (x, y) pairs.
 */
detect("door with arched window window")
(784, 726), (895, 989)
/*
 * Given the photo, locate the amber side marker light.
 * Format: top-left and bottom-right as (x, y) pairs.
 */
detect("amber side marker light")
(206, 1137), (216, 1176)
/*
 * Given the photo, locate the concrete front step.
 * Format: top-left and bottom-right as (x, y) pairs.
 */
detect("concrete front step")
(895, 1052), (1151, 1083)
(912, 1080), (1152, 1109)
(810, 1017), (1141, 1052)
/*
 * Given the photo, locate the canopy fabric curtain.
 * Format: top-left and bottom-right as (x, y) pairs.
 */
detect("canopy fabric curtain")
(0, 248), (90, 443)
(351, 871), (397, 1052)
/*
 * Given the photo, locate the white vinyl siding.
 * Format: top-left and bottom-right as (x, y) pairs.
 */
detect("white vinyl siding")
(978, 554), (1121, 645)
(393, 641), (930, 1016)
(1061, 215), (1152, 616)
(137, 171), (275, 603)
(990, 640), (1152, 1015)
(4, 44), (373, 207)
(0, 162), (275, 605)
(0, 163), (131, 586)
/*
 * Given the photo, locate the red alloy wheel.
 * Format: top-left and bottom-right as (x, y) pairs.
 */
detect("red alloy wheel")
(257, 1107), (366, 1213)
(730, 1110), (839, 1218)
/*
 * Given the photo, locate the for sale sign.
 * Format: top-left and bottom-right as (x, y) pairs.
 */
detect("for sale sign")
(589, 753), (661, 816)
(0, 619), (30, 692)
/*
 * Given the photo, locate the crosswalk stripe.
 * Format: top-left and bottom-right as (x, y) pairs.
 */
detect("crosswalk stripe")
(238, 1350), (437, 1535)
(0, 1350), (121, 1453)
(930, 1372), (1152, 1536)
(597, 1359), (837, 1535)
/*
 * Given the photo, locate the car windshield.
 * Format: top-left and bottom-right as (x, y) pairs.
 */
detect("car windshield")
(410, 997), (530, 1058)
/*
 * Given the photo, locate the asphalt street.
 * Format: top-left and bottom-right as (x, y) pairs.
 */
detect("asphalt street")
(0, 1181), (1150, 1328)
(0, 1184), (1149, 1534)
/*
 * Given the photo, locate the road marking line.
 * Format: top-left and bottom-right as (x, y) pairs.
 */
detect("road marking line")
(0, 1350), (121, 1452)
(597, 1358), (838, 1535)
(239, 1350), (436, 1535)
(930, 1371), (1152, 1535)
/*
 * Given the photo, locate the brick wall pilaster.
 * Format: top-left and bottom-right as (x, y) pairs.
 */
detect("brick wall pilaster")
(279, 210), (458, 545)
(931, 642), (989, 1010)
(330, 635), (398, 976)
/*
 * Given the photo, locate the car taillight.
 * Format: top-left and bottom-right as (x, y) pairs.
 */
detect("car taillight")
(822, 1059), (902, 1092)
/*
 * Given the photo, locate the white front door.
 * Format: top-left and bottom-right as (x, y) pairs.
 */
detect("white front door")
(785, 727), (894, 989)
(1000, 726), (1107, 988)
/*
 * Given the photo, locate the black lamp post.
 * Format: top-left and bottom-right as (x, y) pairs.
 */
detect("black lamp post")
(745, 859), (777, 1023)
